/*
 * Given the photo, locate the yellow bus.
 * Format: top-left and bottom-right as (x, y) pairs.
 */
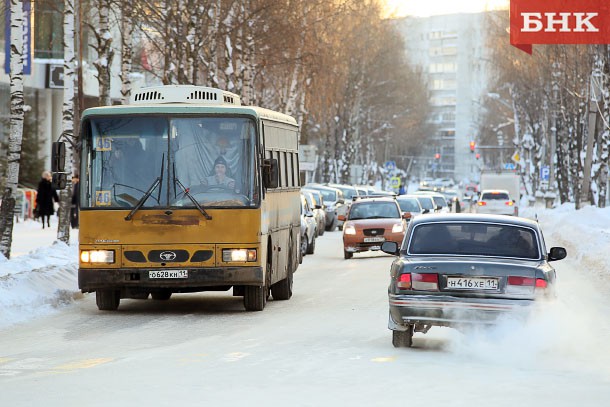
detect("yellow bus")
(56, 86), (301, 311)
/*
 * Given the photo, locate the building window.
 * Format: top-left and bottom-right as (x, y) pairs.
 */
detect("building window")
(34, 2), (64, 59)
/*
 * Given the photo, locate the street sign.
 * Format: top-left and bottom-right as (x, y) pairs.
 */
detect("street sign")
(390, 176), (401, 189)
(298, 144), (317, 172)
(47, 64), (64, 88)
(540, 165), (550, 181)
(503, 163), (516, 170)
(384, 161), (396, 172)
(511, 151), (520, 164)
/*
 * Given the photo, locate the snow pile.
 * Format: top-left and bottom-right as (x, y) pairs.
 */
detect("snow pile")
(0, 223), (81, 329)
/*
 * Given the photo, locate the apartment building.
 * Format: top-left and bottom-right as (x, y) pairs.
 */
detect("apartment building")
(396, 12), (492, 183)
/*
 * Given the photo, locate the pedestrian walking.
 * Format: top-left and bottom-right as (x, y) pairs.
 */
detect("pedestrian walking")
(70, 174), (80, 229)
(35, 171), (59, 229)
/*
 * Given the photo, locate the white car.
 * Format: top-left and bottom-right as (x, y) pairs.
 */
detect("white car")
(474, 189), (518, 216)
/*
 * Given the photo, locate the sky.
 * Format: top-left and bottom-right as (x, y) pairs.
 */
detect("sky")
(0, 197), (608, 330)
(384, 0), (509, 17)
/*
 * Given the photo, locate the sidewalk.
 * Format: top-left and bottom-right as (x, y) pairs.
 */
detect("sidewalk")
(9, 216), (79, 258)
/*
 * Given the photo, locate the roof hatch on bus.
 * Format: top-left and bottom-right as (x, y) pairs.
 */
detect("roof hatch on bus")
(130, 85), (241, 106)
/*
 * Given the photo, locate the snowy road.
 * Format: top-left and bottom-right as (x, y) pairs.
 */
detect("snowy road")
(1, 218), (610, 406)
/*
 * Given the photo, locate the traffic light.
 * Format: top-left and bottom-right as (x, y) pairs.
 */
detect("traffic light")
(434, 153), (441, 160)
(469, 141), (475, 153)
(475, 153), (480, 160)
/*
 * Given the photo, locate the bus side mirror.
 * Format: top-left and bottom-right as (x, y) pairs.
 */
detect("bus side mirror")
(52, 173), (67, 190)
(263, 158), (279, 189)
(51, 141), (66, 172)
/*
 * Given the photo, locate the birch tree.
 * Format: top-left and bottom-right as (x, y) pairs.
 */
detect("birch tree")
(90, 0), (114, 105)
(120, 0), (134, 104)
(0, 0), (26, 258)
(57, 0), (76, 244)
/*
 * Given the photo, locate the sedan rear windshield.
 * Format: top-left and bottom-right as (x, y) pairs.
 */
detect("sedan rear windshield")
(407, 222), (540, 259)
(481, 192), (510, 200)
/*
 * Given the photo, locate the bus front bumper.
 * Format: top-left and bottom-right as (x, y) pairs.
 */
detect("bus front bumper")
(79, 266), (263, 292)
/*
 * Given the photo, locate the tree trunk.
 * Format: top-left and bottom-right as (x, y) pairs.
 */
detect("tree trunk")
(0, 0), (26, 259)
(57, 0), (76, 244)
(91, 0), (113, 106)
(120, 0), (133, 104)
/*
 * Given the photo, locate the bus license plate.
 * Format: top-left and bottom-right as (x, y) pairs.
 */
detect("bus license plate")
(149, 270), (188, 279)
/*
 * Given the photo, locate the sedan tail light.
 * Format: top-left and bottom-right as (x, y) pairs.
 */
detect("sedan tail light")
(477, 201), (487, 206)
(397, 273), (411, 289)
(507, 276), (547, 295)
(411, 273), (439, 291)
(505, 201), (514, 206)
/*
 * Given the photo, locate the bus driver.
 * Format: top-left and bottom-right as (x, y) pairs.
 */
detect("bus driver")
(202, 156), (236, 190)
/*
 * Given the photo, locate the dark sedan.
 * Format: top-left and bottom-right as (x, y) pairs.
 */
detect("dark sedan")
(381, 214), (567, 348)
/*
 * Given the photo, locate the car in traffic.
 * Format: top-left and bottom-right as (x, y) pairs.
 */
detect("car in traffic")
(441, 188), (464, 212)
(396, 195), (425, 220)
(474, 189), (517, 216)
(339, 196), (408, 259)
(327, 183), (361, 230)
(303, 184), (344, 231)
(381, 213), (567, 347)
(413, 194), (437, 214)
(300, 193), (317, 262)
(414, 191), (450, 213)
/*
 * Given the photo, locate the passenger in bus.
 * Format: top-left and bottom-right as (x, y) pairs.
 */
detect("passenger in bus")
(202, 156), (236, 190)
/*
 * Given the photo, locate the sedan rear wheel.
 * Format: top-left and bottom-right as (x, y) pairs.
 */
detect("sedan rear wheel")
(392, 326), (414, 348)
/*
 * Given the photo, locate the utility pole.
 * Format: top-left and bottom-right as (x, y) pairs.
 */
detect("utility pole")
(549, 62), (560, 194)
(581, 52), (603, 206)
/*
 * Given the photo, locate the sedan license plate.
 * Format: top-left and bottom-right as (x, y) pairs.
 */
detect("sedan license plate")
(364, 236), (385, 243)
(446, 277), (498, 290)
(149, 270), (188, 279)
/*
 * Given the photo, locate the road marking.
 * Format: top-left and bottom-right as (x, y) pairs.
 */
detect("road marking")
(178, 354), (208, 366)
(223, 352), (250, 362)
(50, 358), (113, 372)
(371, 357), (395, 363)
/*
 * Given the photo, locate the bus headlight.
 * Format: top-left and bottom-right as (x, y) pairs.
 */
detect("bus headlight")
(222, 249), (257, 262)
(80, 250), (115, 263)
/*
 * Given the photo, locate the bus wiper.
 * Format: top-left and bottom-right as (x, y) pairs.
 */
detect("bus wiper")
(174, 176), (212, 220)
(124, 177), (161, 221)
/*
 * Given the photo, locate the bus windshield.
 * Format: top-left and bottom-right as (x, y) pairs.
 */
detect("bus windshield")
(83, 116), (258, 209)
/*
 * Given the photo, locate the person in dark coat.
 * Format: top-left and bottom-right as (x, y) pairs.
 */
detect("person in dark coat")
(35, 171), (59, 229)
(70, 174), (80, 229)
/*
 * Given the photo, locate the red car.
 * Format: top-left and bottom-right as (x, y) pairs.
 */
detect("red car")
(339, 197), (408, 259)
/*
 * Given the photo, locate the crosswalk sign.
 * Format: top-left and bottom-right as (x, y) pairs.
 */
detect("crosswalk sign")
(390, 177), (401, 188)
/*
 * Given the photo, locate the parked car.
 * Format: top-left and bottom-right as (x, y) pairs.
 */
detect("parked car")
(303, 184), (344, 231)
(339, 196), (408, 259)
(303, 189), (326, 236)
(396, 195), (425, 220)
(474, 189), (517, 216)
(300, 194), (317, 262)
(302, 190), (325, 237)
(381, 213), (567, 348)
